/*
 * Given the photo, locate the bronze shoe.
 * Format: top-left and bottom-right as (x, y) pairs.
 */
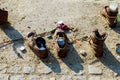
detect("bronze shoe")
(100, 4), (118, 28)
(0, 9), (8, 24)
(28, 35), (48, 59)
(89, 29), (108, 57)
(55, 31), (68, 58)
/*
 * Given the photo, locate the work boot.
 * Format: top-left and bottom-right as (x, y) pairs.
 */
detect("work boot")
(100, 2), (118, 28)
(55, 29), (68, 58)
(89, 28), (108, 57)
(0, 9), (8, 25)
(28, 33), (48, 59)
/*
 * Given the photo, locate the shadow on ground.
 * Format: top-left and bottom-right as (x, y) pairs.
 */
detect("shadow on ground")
(112, 22), (120, 34)
(2, 24), (26, 59)
(99, 44), (120, 75)
(61, 44), (84, 73)
(41, 52), (61, 73)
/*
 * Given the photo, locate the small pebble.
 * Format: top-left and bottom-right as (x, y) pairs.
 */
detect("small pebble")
(3, 47), (6, 49)
(117, 55), (120, 59)
(114, 73), (118, 77)
(68, 38), (73, 44)
(80, 50), (87, 57)
(27, 26), (31, 29)
(21, 16), (26, 21)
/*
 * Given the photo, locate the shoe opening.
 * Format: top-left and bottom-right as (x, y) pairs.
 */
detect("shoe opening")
(35, 37), (46, 50)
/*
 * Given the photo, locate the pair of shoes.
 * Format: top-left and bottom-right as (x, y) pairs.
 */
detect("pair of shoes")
(89, 28), (108, 57)
(100, 3), (118, 28)
(27, 30), (68, 59)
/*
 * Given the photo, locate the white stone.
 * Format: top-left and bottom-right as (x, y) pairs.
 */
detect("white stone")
(0, 68), (7, 73)
(114, 72), (118, 76)
(0, 64), (7, 70)
(88, 76), (100, 80)
(23, 66), (34, 74)
(10, 75), (26, 80)
(88, 65), (102, 75)
(42, 77), (49, 80)
(60, 76), (72, 80)
(3, 47), (6, 49)
(7, 65), (22, 73)
(57, 20), (64, 25)
(50, 77), (56, 80)
(72, 76), (87, 80)
(29, 75), (40, 80)
(0, 74), (9, 80)
(80, 50), (87, 56)
(0, 64), (7, 73)
(38, 66), (52, 74)
(117, 55), (120, 59)
(101, 78), (116, 80)
(19, 45), (25, 51)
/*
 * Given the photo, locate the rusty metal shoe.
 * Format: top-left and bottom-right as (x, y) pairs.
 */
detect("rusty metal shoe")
(28, 35), (48, 59)
(100, 3), (118, 28)
(55, 31), (68, 58)
(0, 9), (8, 25)
(89, 28), (108, 57)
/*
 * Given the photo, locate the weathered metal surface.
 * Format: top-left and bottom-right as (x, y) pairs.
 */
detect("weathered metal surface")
(0, 9), (8, 24)
(89, 29), (108, 57)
